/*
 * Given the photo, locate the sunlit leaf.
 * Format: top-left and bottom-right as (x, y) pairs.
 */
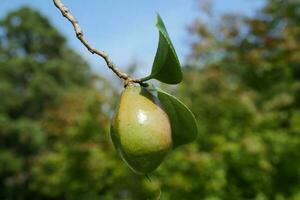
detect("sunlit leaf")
(141, 14), (183, 84)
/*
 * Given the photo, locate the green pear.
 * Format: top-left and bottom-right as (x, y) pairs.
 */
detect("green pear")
(110, 85), (172, 174)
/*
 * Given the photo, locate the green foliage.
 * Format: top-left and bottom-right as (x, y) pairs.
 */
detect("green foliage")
(0, 6), (93, 199)
(141, 14), (183, 84)
(153, 0), (300, 199)
(0, 7), (90, 118)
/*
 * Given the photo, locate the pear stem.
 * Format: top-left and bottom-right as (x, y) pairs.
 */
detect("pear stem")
(145, 174), (162, 200)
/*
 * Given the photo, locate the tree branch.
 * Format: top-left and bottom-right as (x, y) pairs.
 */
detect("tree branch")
(53, 0), (141, 83)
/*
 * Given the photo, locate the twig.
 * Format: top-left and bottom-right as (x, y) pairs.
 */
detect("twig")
(53, 0), (141, 83)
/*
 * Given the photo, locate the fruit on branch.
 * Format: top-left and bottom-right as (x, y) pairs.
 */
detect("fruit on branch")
(110, 85), (172, 174)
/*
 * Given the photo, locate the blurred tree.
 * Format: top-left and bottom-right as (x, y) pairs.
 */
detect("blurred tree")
(151, 0), (300, 199)
(0, 7), (154, 200)
(0, 7), (92, 199)
(0, 7), (91, 118)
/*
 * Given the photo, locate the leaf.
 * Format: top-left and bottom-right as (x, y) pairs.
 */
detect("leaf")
(155, 88), (198, 148)
(141, 14), (183, 84)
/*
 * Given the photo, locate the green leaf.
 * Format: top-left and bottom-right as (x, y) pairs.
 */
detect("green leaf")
(155, 88), (198, 148)
(141, 14), (183, 84)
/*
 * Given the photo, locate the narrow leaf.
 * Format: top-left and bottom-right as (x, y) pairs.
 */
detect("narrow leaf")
(155, 88), (198, 148)
(141, 14), (183, 84)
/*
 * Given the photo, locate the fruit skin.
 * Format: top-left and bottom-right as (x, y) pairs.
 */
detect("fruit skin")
(110, 85), (172, 174)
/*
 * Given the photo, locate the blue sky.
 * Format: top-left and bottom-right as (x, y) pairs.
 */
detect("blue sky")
(0, 0), (265, 78)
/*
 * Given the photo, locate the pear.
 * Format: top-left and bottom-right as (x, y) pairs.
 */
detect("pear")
(110, 85), (172, 174)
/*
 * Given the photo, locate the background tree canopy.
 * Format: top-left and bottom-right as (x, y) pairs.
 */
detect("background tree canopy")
(0, 0), (299, 199)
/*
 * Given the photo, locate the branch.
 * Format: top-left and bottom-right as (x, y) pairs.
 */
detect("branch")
(53, 0), (140, 83)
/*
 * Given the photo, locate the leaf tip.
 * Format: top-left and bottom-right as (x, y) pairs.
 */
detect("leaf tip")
(155, 12), (162, 22)
(155, 13), (166, 30)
